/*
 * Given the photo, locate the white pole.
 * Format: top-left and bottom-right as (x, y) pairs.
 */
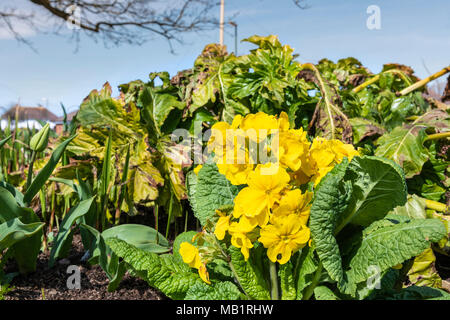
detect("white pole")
(220, 0), (225, 45)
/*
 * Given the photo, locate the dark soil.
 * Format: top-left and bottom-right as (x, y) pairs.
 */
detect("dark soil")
(3, 203), (200, 300)
(3, 233), (167, 300)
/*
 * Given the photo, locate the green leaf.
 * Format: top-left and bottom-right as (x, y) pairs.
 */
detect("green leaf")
(337, 156), (407, 229)
(77, 83), (142, 137)
(310, 156), (407, 289)
(349, 117), (385, 145)
(139, 86), (185, 133)
(0, 186), (42, 274)
(106, 238), (202, 300)
(0, 186), (31, 223)
(309, 160), (351, 287)
(228, 246), (270, 300)
(389, 194), (427, 219)
(0, 135), (12, 149)
(345, 216), (446, 286)
(185, 281), (242, 300)
(49, 197), (95, 267)
(0, 218), (44, 251)
(102, 224), (170, 254)
(314, 286), (340, 300)
(0, 182), (24, 206)
(194, 163), (240, 226)
(278, 261), (296, 300)
(185, 171), (199, 216)
(24, 135), (76, 204)
(407, 247), (442, 288)
(295, 246), (319, 300)
(384, 285), (450, 300)
(375, 125), (429, 178)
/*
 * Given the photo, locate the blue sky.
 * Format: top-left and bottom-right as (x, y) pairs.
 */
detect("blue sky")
(0, 0), (449, 115)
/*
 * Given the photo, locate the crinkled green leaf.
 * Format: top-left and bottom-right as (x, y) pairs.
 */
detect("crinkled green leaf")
(295, 247), (319, 300)
(194, 163), (240, 226)
(278, 261), (296, 300)
(228, 246), (270, 300)
(310, 156), (407, 289)
(309, 159), (351, 287)
(346, 216), (446, 286)
(106, 238), (202, 300)
(185, 281), (242, 300)
(314, 286), (340, 300)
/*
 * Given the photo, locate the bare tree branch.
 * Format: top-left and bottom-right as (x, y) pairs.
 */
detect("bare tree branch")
(1, 0), (221, 50)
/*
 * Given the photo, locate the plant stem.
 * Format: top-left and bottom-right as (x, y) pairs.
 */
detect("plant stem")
(399, 66), (450, 96)
(425, 199), (448, 213)
(352, 69), (412, 94)
(26, 150), (36, 190)
(424, 132), (450, 142)
(165, 194), (173, 239)
(184, 206), (188, 233)
(303, 261), (323, 300)
(269, 261), (279, 300)
(154, 204), (159, 244)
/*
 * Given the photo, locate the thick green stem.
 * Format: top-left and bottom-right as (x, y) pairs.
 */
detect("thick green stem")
(424, 132), (450, 142)
(26, 151), (37, 191)
(269, 261), (279, 300)
(399, 66), (450, 96)
(303, 261), (323, 300)
(352, 69), (412, 94)
(425, 199), (448, 213)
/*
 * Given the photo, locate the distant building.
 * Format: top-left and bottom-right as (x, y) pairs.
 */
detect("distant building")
(54, 110), (78, 135)
(1, 105), (59, 130)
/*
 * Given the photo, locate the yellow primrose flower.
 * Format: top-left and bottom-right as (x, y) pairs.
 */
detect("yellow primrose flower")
(331, 140), (359, 163)
(208, 116), (243, 151)
(233, 164), (290, 226)
(240, 112), (279, 142)
(179, 242), (202, 269)
(228, 220), (254, 261)
(277, 111), (290, 132)
(259, 214), (311, 264)
(307, 137), (359, 186)
(194, 164), (203, 175)
(198, 264), (211, 284)
(272, 189), (313, 225)
(278, 128), (310, 171)
(214, 210), (232, 240)
(179, 242), (211, 284)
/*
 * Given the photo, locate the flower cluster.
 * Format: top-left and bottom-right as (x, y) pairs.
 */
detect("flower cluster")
(209, 112), (358, 264)
(181, 112), (358, 283)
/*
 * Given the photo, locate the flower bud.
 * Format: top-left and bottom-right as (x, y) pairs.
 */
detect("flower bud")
(30, 123), (50, 152)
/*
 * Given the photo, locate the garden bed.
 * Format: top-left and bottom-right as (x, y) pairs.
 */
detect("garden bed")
(4, 233), (166, 300)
